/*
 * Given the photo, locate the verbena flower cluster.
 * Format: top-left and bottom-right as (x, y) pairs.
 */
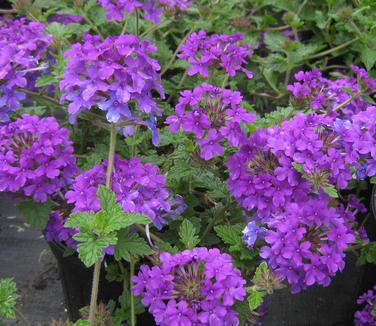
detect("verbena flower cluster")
(133, 247), (246, 325)
(166, 83), (256, 160)
(260, 197), (355, 293)
(45, 211), (78, 248)
(0, 18), (52, 120)
(60, 33), (164, 144)
(287, 66), (376, 117)
(354, 285), (376, 326)
(178, 30), (254, 78)
(98, 0), (191, 24)
(0, 115), (78, 202)
(227, 112), (367, 291)
(65, 156), (185, 230)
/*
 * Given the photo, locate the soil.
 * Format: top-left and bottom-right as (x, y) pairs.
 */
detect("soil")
(0, 200), (67, 326)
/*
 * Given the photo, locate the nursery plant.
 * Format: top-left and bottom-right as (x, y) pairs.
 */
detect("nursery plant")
(0, 0), (376, 325)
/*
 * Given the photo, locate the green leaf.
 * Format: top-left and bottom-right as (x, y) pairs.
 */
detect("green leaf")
(322, 184), (339, 198)
(18, 200), (52, 230)
(97, 185), (118, 212)
(253, 262), (269, 283)
(103, 212), (151, 233)
(372, 305), (376, 318)
(361, 47), (376, 71)
(0, 278), (18, 319)
(155, 240), (180, 254)
(247, 288), (267, 310)
(65, 211), (95, 232)
(264, 32), (289, 52)
(358, 242), (376, 265)
(73, 320), (90, 326)
(292, 162), (304, 174)
(178, 219), (200, 249)
(76, 233), (117, 267)
(114, 231), (154, 262)
(371, 176), (376, 184)
(35, 74), (58, 87)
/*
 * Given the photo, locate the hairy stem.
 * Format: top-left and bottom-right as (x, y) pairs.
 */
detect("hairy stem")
(161, 27), (194, 76)
(130, 256), (136, 326)
(15, 308), (31, 326)
(88, 124), (117, 325)
(333, 92), (361, 112)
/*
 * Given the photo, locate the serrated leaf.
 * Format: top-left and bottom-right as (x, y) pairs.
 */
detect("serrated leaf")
(179, 219), (200, 249)
(264, 32), (289, 52)
(114, 231), (154, 262)
(76, 234), (117, 267)
(322, 184), (339, 198)
(35, 74), (58, 87)
(156, 240), (180, 253)
(253, 262), (269, 282)
(247, 289), (267, 311)
(18, 200), (52, 230)
(65, 211), (95, 231)
(103, 212), (151, 233)
(97, 185), (118, 212)
(361, 47), (376, 71)
(0, 278), (18, 319)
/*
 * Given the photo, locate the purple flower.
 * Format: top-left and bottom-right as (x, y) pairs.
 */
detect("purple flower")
(0, 18), (52, 120)
(60, 33), (164, 142)
(166, 83), (256, 160)
(242, 221), (266, 248)
(0, 115), (78, 202)
(44, 211), (78, 248)
(354, 285), (376, 326)
(178, 30), (254, 78)
(133, 247), (246, 326)
(65, 156), (185, 230)
(98, 0), (191, 24)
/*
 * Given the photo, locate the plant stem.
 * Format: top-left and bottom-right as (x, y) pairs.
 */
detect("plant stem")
(136, 224), (163, 243)
(0, 9), (17, 14)
(161, 27), (194, 76)
(333, 92), (361, 111)
(121, 19), (128, 35)
(88, 124), (117, 325)
(15, 308), (31, 326)
(130, 256), (136, 326)
(136, 9), (139, 37)
(302, 37), (358, 61)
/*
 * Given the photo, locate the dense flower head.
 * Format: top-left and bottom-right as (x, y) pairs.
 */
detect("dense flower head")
(133, 247), (246, 325)
(0, 115), (78, 202)
(65, 156), (185, 230)
(178, 30), (254, 78)
(287, 66), (376, 118)
(335, 106), (376, 178)
(98, 0), (191, 24)
(45, 211), (78, 248)
(354, 285), (376, 326)
(166, 83), (256, 160)
(0, 18), (52, 120)
(227, 113), (356, 218)
(259, 197), (355, 293)
(60, 33), (164, 144)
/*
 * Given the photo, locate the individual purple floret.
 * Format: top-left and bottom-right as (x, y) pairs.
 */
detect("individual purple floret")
(287, 66), (376, 118)
(132, 247), (246, 326)
(0, 18), (52, 120)
(45, 211), (78, 248)
(178, 30), (254, 78)
(0, 115), (78, 202)
(354, 285), (376, 326)
(65, 156), (185, 230)
(259, 197), (355, 293)
(60, 33), (165, 144)
(242, 221), (266, 249)
(98, 0), (191, 24)
(166, 83), (256, 160)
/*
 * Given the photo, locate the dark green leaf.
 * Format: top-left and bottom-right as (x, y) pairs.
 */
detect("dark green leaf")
(18, 200), (52, 230)
(179, 219), (200, 249)
(114, 231), (154, 262)
(0, 278), (17, 319)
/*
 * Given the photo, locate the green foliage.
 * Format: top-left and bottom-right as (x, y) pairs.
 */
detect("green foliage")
(179, 219), (200, 249)
(0, 278), (17, 319)
(114, 231), (154, 262)
(110, 289), (145, 325)
(17, 200), (53, 230)
(358, 242), (376, 265)
(65, 186), (151, 267)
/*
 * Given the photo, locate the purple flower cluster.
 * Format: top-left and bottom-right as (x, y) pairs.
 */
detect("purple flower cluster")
(45, 211), (78, 248)
(65, 156), (185, 230)
(227, 113), (355, 218)
(60, 33), (164, 144)
(354, 285), (376, 326)
(133, 247), (246, 325)
(166, 83), (256, 160)
(336, 106), (376, 179)
(0, 18), (52, 120)
(287, 66), (376, 117)
(98, 0), (191, 24)
(178, 30), (254, 78)
(0, 115), (78, 202)
(260, 198), (355, 293)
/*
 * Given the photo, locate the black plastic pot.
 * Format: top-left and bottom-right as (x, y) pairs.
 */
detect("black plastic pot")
(49, 241), (156, 325)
